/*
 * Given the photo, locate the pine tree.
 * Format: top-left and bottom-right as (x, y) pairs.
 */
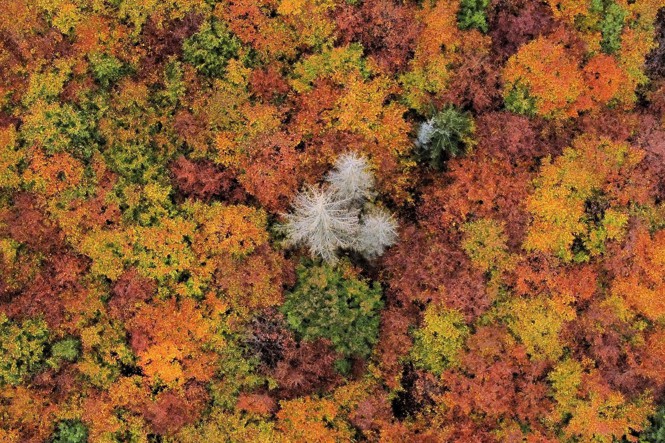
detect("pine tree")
(415, 106), (475, 169)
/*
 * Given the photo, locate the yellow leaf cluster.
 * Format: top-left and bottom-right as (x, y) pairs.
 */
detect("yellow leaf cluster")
(524, 135), (642, 261)
(507, 296), (576, 361)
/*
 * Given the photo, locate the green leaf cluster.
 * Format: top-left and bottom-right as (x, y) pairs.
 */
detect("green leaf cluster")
(640, 406), (665, 442)
(47, 337), (81, 370)
(21, 102), (101, 161)
(589, 0), (627, 55)
(504, 82), (537, 117)
(281, 262), (383, 359)
(0, 314), (49, 386)
(457, 0), (490, 33)
(416, 105), (475, 170)
(89, 52), (128, 88)
(51, 419), (88, 443)
(183, 19), (242, 78)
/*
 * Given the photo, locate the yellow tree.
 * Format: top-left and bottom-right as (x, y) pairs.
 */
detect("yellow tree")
(524, 135), (644, 262)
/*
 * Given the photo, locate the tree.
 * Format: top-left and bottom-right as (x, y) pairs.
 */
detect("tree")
(489, 1), (554, 60)
(411, 304), (469, 375)
(20, 101), (100, 161)
(218, 0), (298, 60)
(282, 152), (397, 262)
(334, 0), (421, 72)
(398, 0), (490, 114)
(107, 269), (156, 322)
(281, 262), (383, 361)
(213, 244), (289, 312)
(276, 396), (354, 443)
(174, 409), (277, 443)
(583, 54), (629, 106)
(273, 338), (343, 398)
(439, 325), (553, 432)
(355, 208), (398, 260)
(598, 1), (627, 54)
(325, 152), (374, 204)
(461, 218), (512, 275)
(51, 420), (88, 443)
(142, 383), (210, 436)
(610, 227), (665, 321)
(375, 306), (416, 390)
(383, 225), (492, 320)
(415, 105), (475, 170)
(562, 373), (653, 442)
(125, 297), (222, 388)
(88, 52), (127, 88)
(639, 407), (665, 442)
(0, 314), (49, 386)
(46, 338), (80, 371)
(0, 126), (22, 190)
(189, 201), (268, 259)
(503, 35), (592, 119)
(183, 19), (242, 78)
(523, 135), (644, 262)
(76, 316), (135, 389)
(238, 131), (301, 212)
(276, 0), (337, 51)
(506, 296), (576, 361)
(458, 0), (490, 32)
(170, 156), (244, 202)
(547, 355), (655, 442)
(282, 185), (360, 263)
(443, 52), (502, 113)
(23, 150), (84, 198)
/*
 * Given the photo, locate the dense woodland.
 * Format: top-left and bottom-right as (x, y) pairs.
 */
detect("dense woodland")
(2, 0), (665, 441)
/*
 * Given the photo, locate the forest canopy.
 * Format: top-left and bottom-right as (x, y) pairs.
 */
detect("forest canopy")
(2, 0), (665, 442)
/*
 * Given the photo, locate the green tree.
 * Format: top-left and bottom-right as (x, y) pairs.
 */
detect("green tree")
(20, 101), (100, 161)
(88, 52), (127, 88)
(51, 420), (88, 443)
(183, 19), (242, 78)
(640, 407), (665, 442)
(593, 0), (627, 54)
(415, 106), (475, 170)
(458, 0), (490, 32)
(0, 314), (49, 386)
(47, 337), (81, 370)
(504, 82), (537, 117)
(281, 262), (384, 360)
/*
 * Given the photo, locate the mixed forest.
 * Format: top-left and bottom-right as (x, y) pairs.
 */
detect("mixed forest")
(2, 0), (665, 441)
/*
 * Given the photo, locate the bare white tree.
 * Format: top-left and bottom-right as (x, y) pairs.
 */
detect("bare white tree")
(355, 208), (398, 260)
(325, 152), (374, 205)
(282, 186), (359, 263)
(283, 152), (399, 263)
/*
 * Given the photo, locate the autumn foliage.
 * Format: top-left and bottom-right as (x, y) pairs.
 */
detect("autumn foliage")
(1, 0), (665, 441)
